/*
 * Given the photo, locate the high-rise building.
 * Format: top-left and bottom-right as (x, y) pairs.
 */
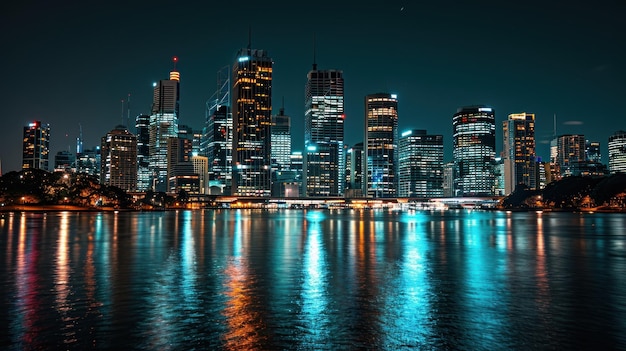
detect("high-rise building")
(191, 154), (208, 194)
(271, 106), (291, 170)
(502, 112), (537, 194)
(364, 93), (398, 198)
(345, 142), (364, 198)
(22, 120), (50, 171)
(135, 114), (151, 191)
(586, 140), (602, 163)
(100, 125), (137, 192)
(452, 105), (496, 196)
(608, 130), (626, 174)
(231, 48), (273, 196)
(304, 63), (344, 197)
(398, 129), (443, 198)
(54, 150), (75, 172)
(555, 134), (586, 177)
(149, 57), (180, 192)
(203, 66), (232, 195)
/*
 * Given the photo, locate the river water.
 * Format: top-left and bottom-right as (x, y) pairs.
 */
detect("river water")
(1, 209), (625, 350)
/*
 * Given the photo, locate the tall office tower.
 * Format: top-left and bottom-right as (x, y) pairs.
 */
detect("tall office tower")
(549, 137), (560, 181)
(100, 125), (137, 192)
(232, 47), (273, 196)
(502, 112), (537, 195)
(397, 129), (443, 198)
(442, 162), (455, 197)
(135, 114), (151, 191)
(586, 140), (602, 163)
(493, 157), (505, 196)
(608, 130), (626, 174)
(556, 134), (586, 177)
(271, 106), (292, 170)
(76, 124), (83, 154)
(364, 93), (398, 198)
(204, 66), (232, 194)
(345, 142), (364, 197)
(290, 151), (303, 174)
(22, 120), (51, 171)
(75, 146), (100, 177)
(149, 57), (180, 192)
(191, 154), (208, 194)
(304, 62), (345, 197)
(452, 105), (496, 196)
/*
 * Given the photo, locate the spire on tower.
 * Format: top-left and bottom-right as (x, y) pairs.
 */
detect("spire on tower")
(312, 33), (317, 71)
(170, 57), (180, 81)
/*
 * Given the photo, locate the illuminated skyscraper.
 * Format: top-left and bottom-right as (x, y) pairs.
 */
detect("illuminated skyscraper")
(608, 130), (626, 174)
(271, 106), (292, 170)
(365, 93), (398, 198)
(502, 112), (537, 194)
(135, 114), (151, 191)
(304, 63), (344, 197)
(232, 48), (273, 196)
(100, 125), (137, 192)
(453, 105), (496, 196)
(22, 120), (50, 171)
(345, 142), (364, 197)
(555, 134), (586, 177)
(149, 57), (180, 192)
(398, 129), (443, 198)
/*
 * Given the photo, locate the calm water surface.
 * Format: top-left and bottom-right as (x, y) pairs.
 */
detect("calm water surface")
(1, 209), (626, 350)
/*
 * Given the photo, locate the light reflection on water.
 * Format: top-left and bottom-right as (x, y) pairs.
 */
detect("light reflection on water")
(1, 209), (626, 350)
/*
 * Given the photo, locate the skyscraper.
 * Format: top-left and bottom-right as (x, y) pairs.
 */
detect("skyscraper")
(608, 131), (626, 174)
(502, 112), (537, 195)
(453, 105), (496, 196)
(149, 57), (180, 192)
(22, 120), (50, 171)
(304, 63), (344, 197)
(271, 106), (291, 170)
(555, 134), (586, 177)
(398, 129), (443, 198)
(232, 48), (273, 197)
(203, 66), (232, 195)
(135, 114), (151, 191)
(345, 142), (364, 198)
(100, 125), (137, 192)
(364, 93), (398, 198)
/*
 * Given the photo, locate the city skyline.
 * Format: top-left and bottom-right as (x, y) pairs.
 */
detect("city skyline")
(2, 0), (624, 173)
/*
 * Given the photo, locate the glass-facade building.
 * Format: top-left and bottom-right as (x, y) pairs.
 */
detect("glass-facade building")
(100, 125), (137, 192)
(555, 134), (586, 177)
(304, 66), (344, 197)
(608, 130), (626, 174)
(364, 93), (398, 198)
(398, 129), (443, 198)
(149, 60), (180, 192)
(271, 107), (291, 170)
(135, 114), (151, 191)
(453, 105), (496, 196)
(502, 112), (537, 194)
(22, 120), (50, 171)
(232, 48), (273, 196)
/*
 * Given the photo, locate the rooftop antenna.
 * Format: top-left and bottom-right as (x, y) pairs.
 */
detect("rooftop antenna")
(120, 98), (125, 127)
(553, 113), (557, 138)
(312, 33), (317, 71)
(126, 93), (131, 129)
(280, 96), (285, 116)
(248, 26), (252, 51)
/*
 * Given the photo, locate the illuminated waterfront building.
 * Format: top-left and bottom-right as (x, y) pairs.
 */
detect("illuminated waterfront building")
(398, 129), (443, 198)
(149, 58), (180, 192)
(555, 134), (586, 177)
(271, 106), (292, 170)
(22, 120), (50, 171)
(304, 61), (345, 197)
(135, 114), (151, 191)
(608, 130), (626, 174)
(100, 125), (137, 192)
(345, 142), (364, 198)
(452, 105), (496, 196)
(502, 112), (537, 194)
(364, 93), (398, 198)
(231, 47), (273, 196)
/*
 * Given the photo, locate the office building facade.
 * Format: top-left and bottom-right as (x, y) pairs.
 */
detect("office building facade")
(231, 48), (273, 196)
(502, 112), (537, 194)
(22, 120), (50, 171)
(398, 129), (444, 198)
(608, 131), (626, 174)
(364, 93), (398, 198)
(100, 125), (137, 192)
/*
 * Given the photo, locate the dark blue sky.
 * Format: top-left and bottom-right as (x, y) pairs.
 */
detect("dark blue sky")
(1, 0), (624, 173)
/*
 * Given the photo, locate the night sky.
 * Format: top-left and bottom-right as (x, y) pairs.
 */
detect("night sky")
(2, 0), (624, 173)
